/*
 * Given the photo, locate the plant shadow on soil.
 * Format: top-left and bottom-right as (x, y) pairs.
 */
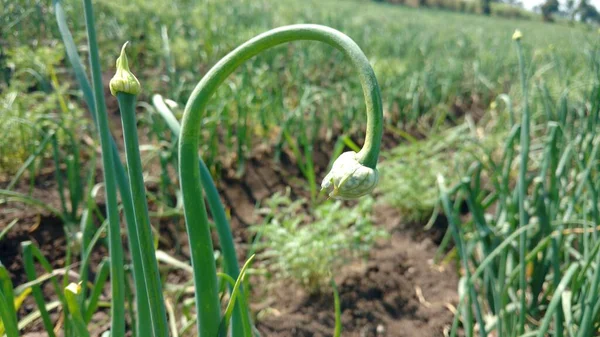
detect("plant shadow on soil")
(0, 105), (459, 336)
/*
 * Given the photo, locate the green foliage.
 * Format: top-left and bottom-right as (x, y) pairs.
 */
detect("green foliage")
(6, 0), (600, 335)
(440, 35), (600, 336)
(0, 46), (84, 175)
(378, 119), (507, 221)
(7, 0), (598, 176)
(252, 190), (387, 292)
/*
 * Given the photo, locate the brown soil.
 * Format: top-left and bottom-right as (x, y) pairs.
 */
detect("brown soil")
(255, 206), (457, 337)
(1, 171), (71, 285)
(0, 101), (458, 336)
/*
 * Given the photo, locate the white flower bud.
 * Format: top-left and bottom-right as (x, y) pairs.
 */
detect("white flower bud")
(321, 151), (378, 200)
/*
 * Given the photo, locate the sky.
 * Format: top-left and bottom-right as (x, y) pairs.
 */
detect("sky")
(520, 0), (600, 10)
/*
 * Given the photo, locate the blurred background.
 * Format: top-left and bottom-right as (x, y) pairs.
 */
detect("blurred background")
(2, 0), (600, 336)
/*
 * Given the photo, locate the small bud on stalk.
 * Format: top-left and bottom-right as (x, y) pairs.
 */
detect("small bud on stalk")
(512, 29), (523, 41)
(109, 42), (141, 96)
(65, 282), (82, 295)
(64, 281), (83, 316)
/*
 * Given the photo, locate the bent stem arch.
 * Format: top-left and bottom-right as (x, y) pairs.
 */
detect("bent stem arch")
(178, 24), (383, 337)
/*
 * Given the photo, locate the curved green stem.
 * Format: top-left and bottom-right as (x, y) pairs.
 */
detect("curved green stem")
(178, 24), (383, 337)
(152, 94), (250, 336)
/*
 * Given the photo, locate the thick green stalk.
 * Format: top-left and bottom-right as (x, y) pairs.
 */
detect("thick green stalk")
(57, 0), (150, 332)
(55, 0), (224, 333)
(82, 1), (125, 335)
(515, 38), (529, 336)
(117, 92), (169, 337)
(178, 24), (383, 337)
(199, 160), (249, 336)
(54, 0), (151, 329)
(152, 95), (249, 336)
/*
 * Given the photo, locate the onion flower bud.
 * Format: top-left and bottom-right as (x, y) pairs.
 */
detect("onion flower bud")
(512, 29), (523, 41)
(321, 151), (379, 200)
(109, 42), (141, 96)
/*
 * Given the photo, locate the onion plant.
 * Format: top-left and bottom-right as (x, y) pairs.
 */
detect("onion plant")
(8, 0), (383, 336)
(112, 22), (382, 337)
(440, 30), (600, 337)
(176, 23), (382, 337)
(10, 1), (600, 336)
